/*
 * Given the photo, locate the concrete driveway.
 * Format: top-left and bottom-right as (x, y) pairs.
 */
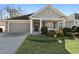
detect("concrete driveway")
(0, 33), (27, 54)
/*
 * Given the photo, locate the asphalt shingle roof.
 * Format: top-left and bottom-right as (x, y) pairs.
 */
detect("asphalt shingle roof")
(6, 13), (33, 20)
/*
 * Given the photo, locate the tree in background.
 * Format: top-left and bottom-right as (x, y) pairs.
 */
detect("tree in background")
(0, 5), (26, 19)
(4, 6), (24, 18)
(0, 9), (3, 19)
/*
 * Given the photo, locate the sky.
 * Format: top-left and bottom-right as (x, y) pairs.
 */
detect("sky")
(0, 4), (79, 16)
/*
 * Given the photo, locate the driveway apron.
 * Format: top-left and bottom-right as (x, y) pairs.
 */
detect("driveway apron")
(0, 33), (27, 54)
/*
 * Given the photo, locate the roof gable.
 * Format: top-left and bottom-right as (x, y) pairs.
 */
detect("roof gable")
(30, 5), (65, 18)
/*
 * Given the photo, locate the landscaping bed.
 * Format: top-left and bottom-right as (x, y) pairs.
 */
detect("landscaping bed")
(27, 35), (57, 42)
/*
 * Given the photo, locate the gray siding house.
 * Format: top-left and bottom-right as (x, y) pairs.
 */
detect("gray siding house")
(66, 13), (79, 28)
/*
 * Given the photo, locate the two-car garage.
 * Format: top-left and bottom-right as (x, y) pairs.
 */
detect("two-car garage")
(7, 20), (30, 33)
(5, 13), (34, 33)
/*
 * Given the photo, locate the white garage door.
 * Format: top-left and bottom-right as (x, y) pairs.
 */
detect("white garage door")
(9, 23), (30, 33)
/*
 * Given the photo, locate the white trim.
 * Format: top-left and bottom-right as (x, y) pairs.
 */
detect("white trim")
(63, 19), (65, 28)
(40, 19), (42, 33)
(58, 21), (59, 30)
(30, 19), (33, 33)
(30, 17), (64, 21)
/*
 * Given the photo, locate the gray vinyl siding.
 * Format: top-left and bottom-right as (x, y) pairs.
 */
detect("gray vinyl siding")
(65, 21), (74, 28)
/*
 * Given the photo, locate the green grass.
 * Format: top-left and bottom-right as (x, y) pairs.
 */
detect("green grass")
(16, 35), (79, 54)
(65, 40), (79, 54)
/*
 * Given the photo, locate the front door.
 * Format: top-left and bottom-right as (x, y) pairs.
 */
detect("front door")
(33, 20), (40, 32)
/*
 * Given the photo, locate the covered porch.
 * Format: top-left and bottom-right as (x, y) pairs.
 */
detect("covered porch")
(29, 5), (66, 33)
(30, 18), (65, 33)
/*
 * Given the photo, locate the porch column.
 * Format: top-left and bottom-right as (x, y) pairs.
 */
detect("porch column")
(58, 21), (59, 30)
(30, 18), (33, 33)
(63, 19), (65, 28)
(40, 19), (42, 33)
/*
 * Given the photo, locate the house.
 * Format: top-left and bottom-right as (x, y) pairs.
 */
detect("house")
(3, 4), (66, 33)
(1, 4), (79, 33)
(66, 13), (79, 28)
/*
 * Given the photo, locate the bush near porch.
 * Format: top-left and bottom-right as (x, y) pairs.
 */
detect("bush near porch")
(41, 26), (74, 38)
(41, 26), (48, 35)
(47, 30), (56, 37)
(72, 26), (79, 39)
(76, 27), (79, 33)
(75, 33), (79, 39)
(40, 26), (79, 39)
(56, 33), (64, 37)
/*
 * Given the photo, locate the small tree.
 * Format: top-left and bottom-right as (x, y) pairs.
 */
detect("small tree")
(72, 26), (77, 33)
(63, 28), (72, 35)
(47, 30), (56, 37)
(41, 26), (48, 35)
(76, 27), (79, 33)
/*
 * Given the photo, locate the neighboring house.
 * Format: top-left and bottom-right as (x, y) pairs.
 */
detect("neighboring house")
(0, 4), (79, 33)
(66, 13), (79, 28)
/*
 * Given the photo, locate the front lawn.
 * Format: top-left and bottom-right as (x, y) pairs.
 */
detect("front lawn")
(16, 35), (79, 54)
(65, 39), (79, 54)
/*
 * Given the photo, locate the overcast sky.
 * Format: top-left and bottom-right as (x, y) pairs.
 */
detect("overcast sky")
(0, 4), (79, 16)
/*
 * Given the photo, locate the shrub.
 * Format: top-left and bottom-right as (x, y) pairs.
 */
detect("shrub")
(75, 33), (79, 39)
(47, 30), (56, 37)
(63, 28), (72, 35)
(63, 28), (72, 33)
(65, 32), (74, 38)
(0, 28), (3, 32)
(56, 33), (64, 37)
(41, 26), (48, 35)
(76, 27), (79, 33)
(57, 30), (63, 33)
(72, 26), (77, 30)
(72, 26), (77, 33)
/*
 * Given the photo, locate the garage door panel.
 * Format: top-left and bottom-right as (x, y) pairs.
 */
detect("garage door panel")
(9, 23), (30, 33)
